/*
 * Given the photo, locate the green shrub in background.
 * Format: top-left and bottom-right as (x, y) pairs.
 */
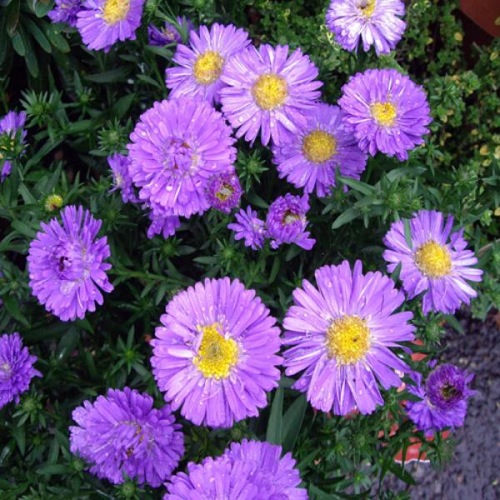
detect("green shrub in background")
(0, 0), (498, 498)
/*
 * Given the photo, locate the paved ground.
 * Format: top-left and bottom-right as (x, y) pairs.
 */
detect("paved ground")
(388, 311), (500, 499)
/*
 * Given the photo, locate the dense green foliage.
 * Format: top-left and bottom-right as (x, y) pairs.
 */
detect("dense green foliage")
(0, 0), (498, 498)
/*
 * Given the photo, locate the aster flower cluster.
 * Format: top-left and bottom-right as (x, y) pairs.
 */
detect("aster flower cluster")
(229, 194), (315, 251)
(283, 260), (415, 415)
(151, 277), (282, 428)
(0, 333), (41, 409)
(70, 387), (184, 487)
(27, 205), (114, 322)
(406, 364), (475, 436)
(48, 0), (147, 52)
(126, 97), (240, 238)
(148, 16), (194, 46)
(165, 440), (306, 499)
(383, 210), (483, 314)
(326, 0), (406, 55)
(0, 110), (27, 182)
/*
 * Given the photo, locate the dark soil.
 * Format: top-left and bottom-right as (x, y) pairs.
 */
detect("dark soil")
(386, 311), (500, 499)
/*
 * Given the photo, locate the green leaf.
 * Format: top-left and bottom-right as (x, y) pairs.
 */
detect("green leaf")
(339, 176), (376, 196)
(11, 426), (25, 456)
(282, 394), (307, 452)
(112, 93), (136, 120)
(444, 314), (465, 334)
(36, 464), (72, 476)
(45, 24), (70, 53)
(84, 66), (131, 84)
(11, 219), (38, 238)
(266, 387), (284, 445)
(2, 295), (30, 327)
(5, 0), (20, 36)
(10, 32), (26, 57)
(331, 208), (360, 230)
(24, 18), (51, 53)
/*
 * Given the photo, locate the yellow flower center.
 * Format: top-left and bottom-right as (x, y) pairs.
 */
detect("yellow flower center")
(193, 51), (225, 85)
(102, 0), (130, 25)
(282, 210), (300, 225)
(414, 240), (452, 278)
(371, 102), (397, 127)
(326, 315), (371, 365)
(45, 194), (63, 212)
(216, 184), (233, 202)
(359, 0), (376, 18)
(252, 74), (288, 111)
(302, 130), (337, 164)
(193, 324), (239, 379)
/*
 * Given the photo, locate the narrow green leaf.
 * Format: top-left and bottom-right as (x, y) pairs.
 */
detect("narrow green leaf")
(331, 208), (360, 230)
(282, 394), (307, 452)
(12, 426), (25, 456)
(84, 66), (131, 83)
(339, 176), (376, 196)
(266, 387), (284, 445)
(24, 18), (51, 53)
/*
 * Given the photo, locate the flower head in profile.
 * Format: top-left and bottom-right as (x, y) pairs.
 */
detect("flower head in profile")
(406, 364), (475, 436)
(77, 0), (146, 52)
(0, 333), (41, 409)
(128, 98), (236, 219)
(326, 0), (406, 55)
(283, 260), (415, 415)
(273, 103), (367, 197)
(339, 68), (431, 160)
(166, 23), (250, 105)
(0, 110), (27, 182)
(151, 278), (282, 428)
(206, 171), (242, 213)
(383, 210), (483, 314)
(70, 387), (184, 487)
(48, 0), (81, 27)
(220, 44), (323, 146)
(27, 205), (114, 322)
(148, 16), (194, 46)
(147, 212), (181, 240)
(228, 206), (266, 250)
(164, 440), (306, 499)
(266, 194), (315, 250)
(108, 153), (138, 203)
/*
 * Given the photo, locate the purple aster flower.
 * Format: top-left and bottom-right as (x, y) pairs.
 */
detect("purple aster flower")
(266, 194), (315, 250)
(127, 98), (236, 218)
(70, 387), (184, 487)
(273, 103), (367, 197)
(326, 0), (406, 56)
(165, 440), (306, 499)
(151, 277), (282, 428)
(147, 212), (181, 239)
(206, 171), (243, 213)
(383, 210), (483, 314)
(406, 364), (475, 436)
(0, 110), (27, 182)
(1, 161), (12, 182)
(0, 333), (41, 409)
(48, 0), (80, 28)
(76, 0), (145, 52)
(107, 153), (138, 204)
(227, 206), (266, 250)
(220, 44), (323, 146)
(148, 16), (194, 46)
(283, 260), (415, 415)
(339, 68), (431, 161)
(166, 23), (250, 105)
(27, 205), (114, 322)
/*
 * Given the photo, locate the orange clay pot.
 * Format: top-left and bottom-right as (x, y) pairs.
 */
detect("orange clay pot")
(459, 0), (500, 37)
